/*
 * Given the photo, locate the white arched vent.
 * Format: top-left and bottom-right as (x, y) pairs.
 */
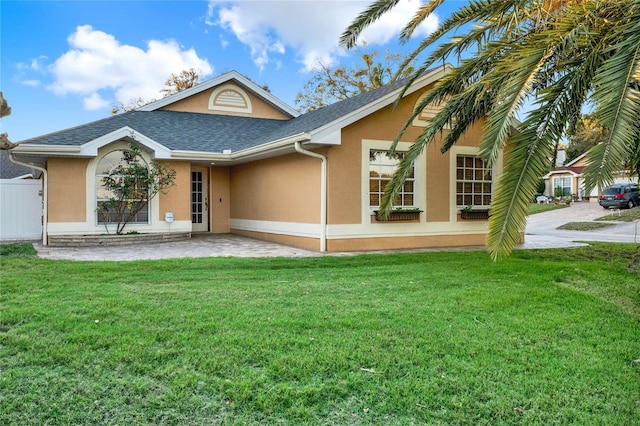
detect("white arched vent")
(208, 84), (252, 113)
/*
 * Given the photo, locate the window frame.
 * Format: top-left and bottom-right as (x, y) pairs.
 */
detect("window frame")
(455, 154), (493, 208)
(368, 149), (416, 209)
(552, 176), (572, 197)
(95, 149), (151, 226)
(361, 140), (425, 224)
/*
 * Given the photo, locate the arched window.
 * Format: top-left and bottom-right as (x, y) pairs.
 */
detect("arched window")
(96, 149), (149, 225)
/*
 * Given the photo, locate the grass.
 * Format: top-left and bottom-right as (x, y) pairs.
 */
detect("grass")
(1, 242), (639, 425)
(596, 206), (640, 222)
(557, 222), (614, 231)
(528, 203), (569, 215)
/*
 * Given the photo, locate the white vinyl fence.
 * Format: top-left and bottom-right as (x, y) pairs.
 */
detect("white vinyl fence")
(0, 179), (42, 241)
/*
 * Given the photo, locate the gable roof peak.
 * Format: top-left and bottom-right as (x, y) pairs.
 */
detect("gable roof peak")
(137, 70), (299, 118)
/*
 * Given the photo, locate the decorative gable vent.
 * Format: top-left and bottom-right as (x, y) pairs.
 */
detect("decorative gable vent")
(208, 84), (252, 114)
(412, 93), (451, 129)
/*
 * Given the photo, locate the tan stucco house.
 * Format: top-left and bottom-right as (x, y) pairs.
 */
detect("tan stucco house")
(9, 66), (502, 252)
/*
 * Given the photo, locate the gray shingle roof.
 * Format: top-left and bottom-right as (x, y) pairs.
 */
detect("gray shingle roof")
(18, 111), (288, 152)
(1, 150), (33, 178)
(18, 77), (408, 153)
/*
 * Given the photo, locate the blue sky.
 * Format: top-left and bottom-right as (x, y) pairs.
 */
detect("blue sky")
(1, 1), (461, 142)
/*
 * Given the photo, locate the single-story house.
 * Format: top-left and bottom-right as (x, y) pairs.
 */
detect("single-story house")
(543, 152), (638, 201)
(9, 66), (503, 252)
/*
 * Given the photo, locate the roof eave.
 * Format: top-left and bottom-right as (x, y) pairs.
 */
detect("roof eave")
(171, 132), (312, 165)
(307, 65), (453, 143)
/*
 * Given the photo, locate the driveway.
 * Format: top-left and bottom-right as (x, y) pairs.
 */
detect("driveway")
(524, 201), (640, 247)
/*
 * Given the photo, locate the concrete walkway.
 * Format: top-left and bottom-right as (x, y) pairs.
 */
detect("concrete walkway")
(30, 202), (639, 261)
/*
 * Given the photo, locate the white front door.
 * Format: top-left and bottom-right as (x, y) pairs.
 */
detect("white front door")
(191, 168), (209, 232)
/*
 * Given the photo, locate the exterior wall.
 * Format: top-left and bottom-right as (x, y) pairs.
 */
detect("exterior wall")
(211, 167), (231, 233)
(232, 229), (320, 251)
(225, 82), (497, 253)
(327, 84), (485, 226)
(47, 141), (191, 237)
(327, 233), (487, 252)
(48, 158), (89, 222)
(159, 161), (191, 222)
(230, 153), (321, 222)
(228, 153), (322, 249)
(319, 84), (492, 252)
(159, 82), (290, 120)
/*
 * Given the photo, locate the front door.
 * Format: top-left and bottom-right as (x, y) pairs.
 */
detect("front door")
(191, 168), (209, 232)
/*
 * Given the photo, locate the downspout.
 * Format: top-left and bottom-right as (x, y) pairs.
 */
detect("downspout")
(9, 152), (48, 246)
(294, 141), (327, 252)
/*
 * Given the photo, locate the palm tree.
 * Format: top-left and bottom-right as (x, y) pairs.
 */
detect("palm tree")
(341, 0), (640, 259)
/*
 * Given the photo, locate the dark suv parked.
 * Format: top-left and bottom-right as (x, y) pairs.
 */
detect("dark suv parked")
(598, 183), (639, 209)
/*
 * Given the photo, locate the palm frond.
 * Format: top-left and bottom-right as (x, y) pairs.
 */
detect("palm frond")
(340, 0), (401, 49)
(398, 0), (444, 42)
(487, 127), (555, 260)
(585, 6), (640, 191)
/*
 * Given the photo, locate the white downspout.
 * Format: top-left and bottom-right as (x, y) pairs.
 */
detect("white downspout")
(9, 152), (48, 246)
(294, 141), (327, 252)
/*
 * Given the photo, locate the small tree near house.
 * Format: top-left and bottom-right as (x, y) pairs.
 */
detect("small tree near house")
(97, 140), (176, 235)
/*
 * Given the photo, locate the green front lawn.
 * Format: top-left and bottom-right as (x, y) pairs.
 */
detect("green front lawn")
(596, 205), (640, 222)
(528, 202), (570, 215)
(1, 243), (639, 425)
(557, 222), (614, 231)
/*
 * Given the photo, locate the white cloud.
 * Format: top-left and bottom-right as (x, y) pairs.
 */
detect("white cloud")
(83, 92), (110, 110)
(48, 25), (214, 109)
(20, 79), (41, 87)
(207, 0), (438, 72)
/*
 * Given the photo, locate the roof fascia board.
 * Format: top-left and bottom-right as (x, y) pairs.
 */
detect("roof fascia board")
(231, 133), (311, 160)
(170, 133), (311, 164)
(137, 70), (299, 117)
(565, 151), (587, 167)
(79, 127), (172, 159)
(11, 144), (81, 155)
(309, 65), (451, 144)
(542, 170), (581, 178)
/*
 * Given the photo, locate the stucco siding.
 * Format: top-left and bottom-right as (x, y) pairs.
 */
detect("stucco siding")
(159, 83), (290, 119)
(327, 84), (485, 226)
(232, 228), (320, 251)
(159, 161), (191, 222)
(230, 153), (321, 223)
(327, 233), (487, 252)
(48, 158), (89, 223)
(211, 167), (231, 233)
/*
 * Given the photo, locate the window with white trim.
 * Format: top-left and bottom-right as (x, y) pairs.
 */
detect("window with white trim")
(369, 150), (415, 208)
(96, 150), (149, 224)
(552, 176), (572, 197)
(456, 155), (492, 207)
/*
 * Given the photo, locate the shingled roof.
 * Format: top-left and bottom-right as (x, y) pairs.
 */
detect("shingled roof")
(0, 150), (33, 179)
(17, 70), (436, 155)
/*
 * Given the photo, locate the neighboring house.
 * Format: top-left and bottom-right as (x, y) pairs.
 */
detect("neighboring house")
(9, 67), (504, 252)
(543, 152), (638, 201)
